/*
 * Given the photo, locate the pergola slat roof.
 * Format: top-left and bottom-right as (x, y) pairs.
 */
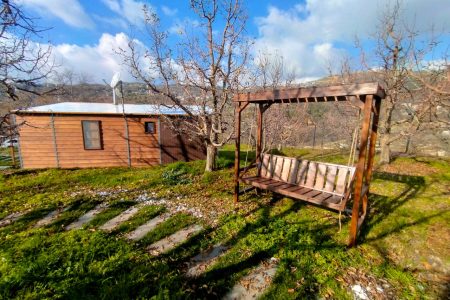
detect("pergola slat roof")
(234, 82), (385, 103)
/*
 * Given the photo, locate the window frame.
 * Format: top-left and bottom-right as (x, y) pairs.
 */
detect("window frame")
(144, 121), (156, 134)
(81, 120), (103, 150)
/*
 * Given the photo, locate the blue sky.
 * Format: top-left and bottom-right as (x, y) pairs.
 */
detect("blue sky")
(16, 0), (450, 83)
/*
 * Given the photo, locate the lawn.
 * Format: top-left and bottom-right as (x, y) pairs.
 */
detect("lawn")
(0, 147), (448, 299)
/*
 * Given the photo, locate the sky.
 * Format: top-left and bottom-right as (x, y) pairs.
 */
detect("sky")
(14, 0), (450, 83)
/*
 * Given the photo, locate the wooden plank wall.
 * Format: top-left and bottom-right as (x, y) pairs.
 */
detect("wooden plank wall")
(127, 117), (160, 166)
(159, 117), (206, 164)
(17, 114), (160, 168)
(16, 115), (58, 168)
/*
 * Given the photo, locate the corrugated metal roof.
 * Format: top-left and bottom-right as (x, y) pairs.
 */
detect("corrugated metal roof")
(15, 102), (201, 116)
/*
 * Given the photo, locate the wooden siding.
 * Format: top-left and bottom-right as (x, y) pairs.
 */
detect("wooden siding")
(17, 114), (160, 168)
(17, 115), (58, 168)
(160, 117), (206, 164)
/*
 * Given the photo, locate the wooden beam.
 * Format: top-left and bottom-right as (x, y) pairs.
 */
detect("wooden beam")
(349, 94), (373, 247)
(234, 102), (244, 203)
(234, 82), (385, 103)
(364, 97), (382, 187)
(256, 104), (263, 176)
(362, 98), (381, 216)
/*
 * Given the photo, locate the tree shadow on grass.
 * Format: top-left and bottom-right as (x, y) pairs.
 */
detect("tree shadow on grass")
(159, 199), (342, 298)
(46, 198), (101, 232)
(0, 206), (56, 235)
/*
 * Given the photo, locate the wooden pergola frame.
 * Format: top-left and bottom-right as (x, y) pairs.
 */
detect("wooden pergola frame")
(233, 82), (386, 247)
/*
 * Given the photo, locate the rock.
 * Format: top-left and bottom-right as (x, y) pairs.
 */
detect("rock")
(351, 285), (368, 300)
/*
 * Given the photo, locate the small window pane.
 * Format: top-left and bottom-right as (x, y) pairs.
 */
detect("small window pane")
(145, 122), (155, 134)
(82, 121), (102, 150)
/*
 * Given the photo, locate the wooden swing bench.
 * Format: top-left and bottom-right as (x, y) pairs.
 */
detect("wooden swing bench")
(240, 154), (359, 213)
(233, 82), (386, 246)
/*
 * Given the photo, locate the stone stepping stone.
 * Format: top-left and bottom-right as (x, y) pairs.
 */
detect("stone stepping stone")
(186, 244), (230, 277)
(99, 203), (146, 232)
(65, 203), (109, 230)
(147, 224), (203, 256)
(0, 210), (30, 228)
(34, 206), (71, 228)
(223, 259), (278, 300)
(125, 212), (173, 241)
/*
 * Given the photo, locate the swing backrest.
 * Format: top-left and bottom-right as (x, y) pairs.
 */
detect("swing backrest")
(260, 154), (355, 197)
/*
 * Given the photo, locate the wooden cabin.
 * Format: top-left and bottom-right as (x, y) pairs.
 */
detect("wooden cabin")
(13, 102), (205, 168)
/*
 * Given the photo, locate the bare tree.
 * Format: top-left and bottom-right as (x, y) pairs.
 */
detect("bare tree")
(355, 1), (449, 163)
(248, 50), (306, 152)
(1, 0), (55, 135)
(120, 0), (250, 171)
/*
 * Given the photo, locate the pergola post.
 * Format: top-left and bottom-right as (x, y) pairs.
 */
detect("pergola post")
(234, 102), (248, 203)
(360, 97), (381, 220)
(256, 104), (263, 176)
(349, 95), (373, 247)
(365, 97), (381, 182)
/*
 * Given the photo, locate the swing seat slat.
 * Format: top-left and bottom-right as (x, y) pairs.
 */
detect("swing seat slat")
(240, 154), (356, 212)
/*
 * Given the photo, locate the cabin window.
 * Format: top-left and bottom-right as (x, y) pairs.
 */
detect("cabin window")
(144, 122), (155, 134)
(81, 120), (103, 150)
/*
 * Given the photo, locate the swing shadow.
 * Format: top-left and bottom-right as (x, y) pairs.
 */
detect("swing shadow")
(358, 171), (434, 243)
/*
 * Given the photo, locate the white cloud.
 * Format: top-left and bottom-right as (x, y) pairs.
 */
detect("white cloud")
(17, 0), (94, 29)
(52, 33), (145, 83)
(161, 5), (178, 17)
(254, 0), (450, 81)
(92, 14), (128, 30)
(101, 0), (150, 27)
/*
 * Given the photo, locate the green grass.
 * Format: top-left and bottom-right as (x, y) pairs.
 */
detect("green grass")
(138, 213), (197, 246)
(113, 205), (165, 234)
(0, 148), (448, 299)
(84, 200), (136, 229)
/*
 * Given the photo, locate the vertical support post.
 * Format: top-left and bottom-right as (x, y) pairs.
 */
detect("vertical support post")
(11, 115), (23, 168)
(360, 97), (382, 221)
(158, 117), (162, 165)
(365, 97), (381, 183)
(349, 95), (373, 247)
(256, 104), (263, 176)
(123, 117), (131, 167)
(50, 113), (60, 168)
(234, 102), (243, 204)
(8, 116), (16, 166)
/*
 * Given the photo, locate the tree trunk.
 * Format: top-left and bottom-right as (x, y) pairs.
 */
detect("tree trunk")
(205, 144), (217, 172)
(380, 136), (391, 164)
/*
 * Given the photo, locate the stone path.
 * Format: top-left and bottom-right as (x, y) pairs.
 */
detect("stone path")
(99, 203), (147, 232)
(125, 212), (173, 241)
(186, 244), (230, 277)
(0, 210), (30, 228)
(13, 200), (280, 298)
(34, 206), (71, 228)
(147, 224), (203, 256)
(65, 203), (109, 230)
(223, 259), (278, 300)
